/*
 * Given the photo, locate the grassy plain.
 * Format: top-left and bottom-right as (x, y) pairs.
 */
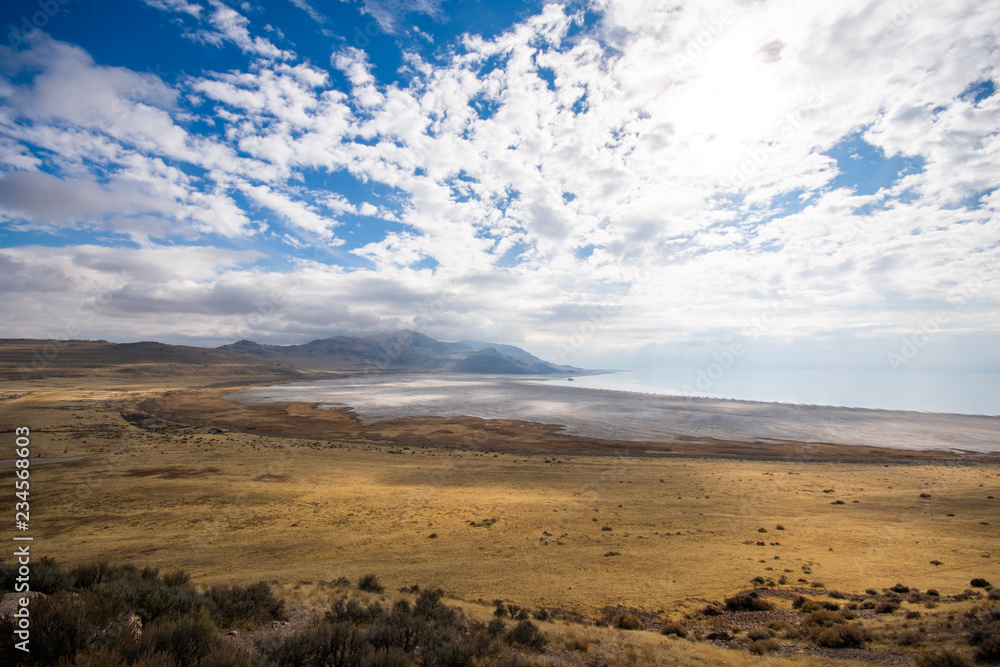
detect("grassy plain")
(1, 340), (998, 664)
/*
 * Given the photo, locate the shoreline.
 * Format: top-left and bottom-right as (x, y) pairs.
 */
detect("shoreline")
(145, 386), (1000, 463)
(225, 374), (1000, 457)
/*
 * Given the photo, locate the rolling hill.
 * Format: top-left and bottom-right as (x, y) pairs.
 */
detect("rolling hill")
(217, 330), (577, 374)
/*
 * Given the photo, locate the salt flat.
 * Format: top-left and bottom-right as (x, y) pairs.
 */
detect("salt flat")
(231, 374), (1000, 454)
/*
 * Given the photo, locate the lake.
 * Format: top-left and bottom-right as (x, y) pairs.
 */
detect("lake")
(230, 373), (1000, 454)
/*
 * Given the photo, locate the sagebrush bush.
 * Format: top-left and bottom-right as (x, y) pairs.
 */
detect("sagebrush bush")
(487, 618), (506, 637)
(616, 614), (644, 631)
(358, 573), (384, 593)
(0, 590), (132, 666)
(747, 626), (775, 641)
(359, 646), (414, 667)
(31, 556), (74, 594)
(749, 638), (781, 654)
(660, 622), (687, 638)
(876, 599), (901, 614)
(974, 636), (1000, 663)
(199, 637), (252, 667)
(207, 581), (286, 628)
(138, 606), (220, 664)
(803, 609), (846, 628)
(258, 621), (374, 666)
(90, 564), (207, 623)
(724, 592), (774, 612)
(896, 628), (925, 646)
(812, 623), (869, 649)
(916, 648), (974, 667)
(506, 619), (547, 651)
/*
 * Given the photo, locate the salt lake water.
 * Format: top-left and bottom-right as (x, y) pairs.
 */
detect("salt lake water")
(230, 372), (1000, 453)
(541, 369), (1000, 417)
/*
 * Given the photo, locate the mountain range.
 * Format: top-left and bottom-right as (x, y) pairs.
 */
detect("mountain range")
(218, 330), (578, 374)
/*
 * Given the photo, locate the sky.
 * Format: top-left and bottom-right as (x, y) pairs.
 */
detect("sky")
(0, 0), (998, 373)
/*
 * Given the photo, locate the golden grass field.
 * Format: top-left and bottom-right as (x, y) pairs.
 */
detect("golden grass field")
(1, 341), (999, 665)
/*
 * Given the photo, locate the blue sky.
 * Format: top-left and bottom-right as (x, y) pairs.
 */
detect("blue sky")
(0, 0), (998, 373)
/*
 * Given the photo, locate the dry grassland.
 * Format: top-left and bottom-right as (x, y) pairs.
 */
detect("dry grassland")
(1, 347), (998, 664)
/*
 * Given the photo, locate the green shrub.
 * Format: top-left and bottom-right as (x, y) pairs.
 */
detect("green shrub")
(970, 578), (991, 589)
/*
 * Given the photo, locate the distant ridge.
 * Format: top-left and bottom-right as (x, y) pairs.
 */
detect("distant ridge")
(218, 330), (579, 374)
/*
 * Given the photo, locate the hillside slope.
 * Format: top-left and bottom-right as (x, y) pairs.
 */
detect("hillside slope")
(218, 330), (577, 374)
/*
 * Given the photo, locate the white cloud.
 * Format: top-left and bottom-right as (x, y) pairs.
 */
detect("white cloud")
(288, 0), (326, 24)
(141, 0), (203, 18)
(242, 183), (343, 240)
(353, 0), (444, 35)
(1, 0), (998, 370)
